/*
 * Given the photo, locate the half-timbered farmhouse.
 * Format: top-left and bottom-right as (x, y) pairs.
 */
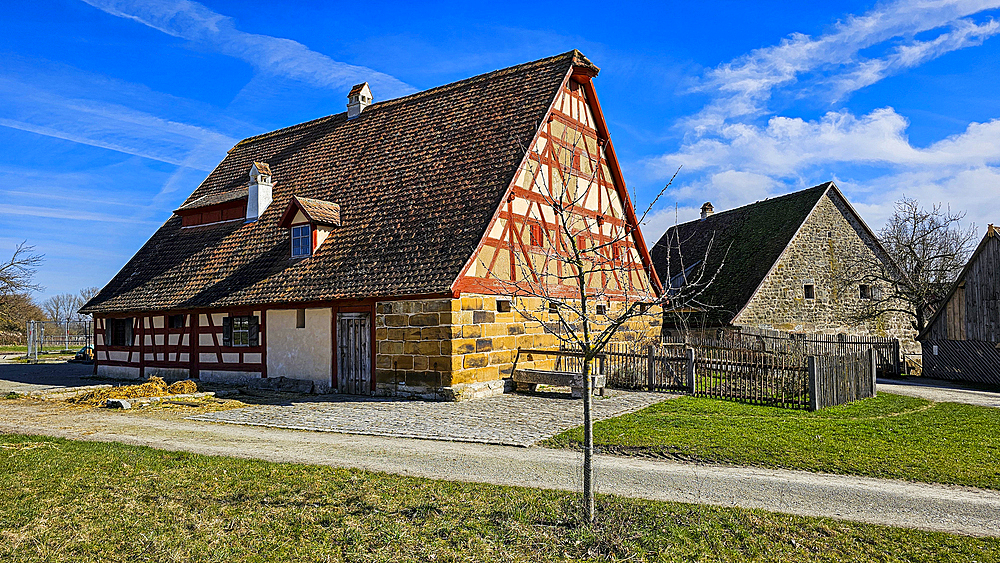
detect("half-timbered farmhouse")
(80, 51), (660, 400)
(649, 183), (915, 344)
(918, 225), (1000, 385)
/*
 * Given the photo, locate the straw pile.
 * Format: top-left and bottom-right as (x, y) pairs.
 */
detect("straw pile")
(70, 377), (200, 406)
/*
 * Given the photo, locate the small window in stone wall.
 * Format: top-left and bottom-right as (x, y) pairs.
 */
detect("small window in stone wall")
(548, 302), (559, 314)
(497, 299), (512, 313)
(859, 284), (872, 299)
(296, 309), (306, 328)
(596, 304), (607, 315)
(803, 284), (815, 300)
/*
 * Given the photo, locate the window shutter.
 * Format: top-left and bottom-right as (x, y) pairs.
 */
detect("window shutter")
(249, 316), (260, 347)
(125, 318), (134, 347)
(222, 317), (232, 347)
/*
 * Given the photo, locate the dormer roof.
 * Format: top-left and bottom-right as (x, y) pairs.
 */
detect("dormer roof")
(279, 196), (342, 228)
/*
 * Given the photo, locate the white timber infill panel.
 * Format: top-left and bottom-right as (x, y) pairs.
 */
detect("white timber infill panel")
(266, 308), (333, 386)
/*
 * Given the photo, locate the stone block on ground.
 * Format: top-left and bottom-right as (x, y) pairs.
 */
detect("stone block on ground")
(106, 398), (132, 409)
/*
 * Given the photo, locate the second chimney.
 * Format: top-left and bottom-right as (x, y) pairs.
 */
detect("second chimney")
(247, 162), (273, 222)
(347, 82), (372, 119)
(700, 202), (714, 220)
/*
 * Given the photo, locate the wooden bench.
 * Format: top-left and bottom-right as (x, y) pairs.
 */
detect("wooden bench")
(513, 368), (606, 398)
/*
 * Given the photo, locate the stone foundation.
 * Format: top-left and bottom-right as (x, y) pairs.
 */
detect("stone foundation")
(96, 365), (142, 380)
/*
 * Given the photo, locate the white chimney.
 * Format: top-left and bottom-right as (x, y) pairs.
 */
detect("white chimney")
(700, 202), (714, 220)
(347, 82), (372, 119)
(247, 162), (273, 222)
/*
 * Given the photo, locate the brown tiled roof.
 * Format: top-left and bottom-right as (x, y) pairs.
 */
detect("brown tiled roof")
(348, 83), (367, 97)
(175, 188), (248, 212)
(281, 196), (341, 227)
(82, 50), (594, 313)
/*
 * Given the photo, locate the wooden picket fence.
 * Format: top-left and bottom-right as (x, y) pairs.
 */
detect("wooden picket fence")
(548, 327), (894, 410)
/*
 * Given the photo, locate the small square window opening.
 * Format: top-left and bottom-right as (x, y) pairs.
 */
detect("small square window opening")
(497, 299), (512, 313)
(296, 308), (306, 328)
(804, 284), (815, 300)
(291, 225), (311, 257)
(859, 284), (872, 300)
(168, 314), (184, 329)
(548, 302), (559, 314)
(595, 304), (607, 315)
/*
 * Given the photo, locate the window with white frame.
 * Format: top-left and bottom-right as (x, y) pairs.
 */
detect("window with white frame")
(291, 224), (311, 257)
(232, 316), (251, 346)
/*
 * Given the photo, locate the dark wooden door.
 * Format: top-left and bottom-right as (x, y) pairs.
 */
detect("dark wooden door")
(337, 312), (371, 394)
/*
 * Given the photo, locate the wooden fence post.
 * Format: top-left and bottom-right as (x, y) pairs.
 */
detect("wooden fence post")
(892, 339), (901, 376)
(870, 348), (878, 398)
(808, 355), (819, 411)
(686, 347), (695, 395)
(647, 345), (655, 391)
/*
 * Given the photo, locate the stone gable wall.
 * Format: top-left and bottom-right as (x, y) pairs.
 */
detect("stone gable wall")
(735, 193), (916, 349)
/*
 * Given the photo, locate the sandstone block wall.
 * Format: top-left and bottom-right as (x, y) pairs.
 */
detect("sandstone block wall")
(374, 294), (660, 400)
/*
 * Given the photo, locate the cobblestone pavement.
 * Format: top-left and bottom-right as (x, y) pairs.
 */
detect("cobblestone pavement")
(188, 390), (673, 446)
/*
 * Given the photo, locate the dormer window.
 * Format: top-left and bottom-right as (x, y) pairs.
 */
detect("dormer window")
(278, 195), (342, 259)
(291, 224), (312, 257)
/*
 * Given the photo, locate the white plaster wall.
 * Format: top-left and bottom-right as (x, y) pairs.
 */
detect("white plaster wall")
(266, 308), (332, 386)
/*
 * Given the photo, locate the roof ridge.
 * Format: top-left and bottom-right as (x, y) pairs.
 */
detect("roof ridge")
(672, 182), (832, 229)
(231, 50), (585, 150)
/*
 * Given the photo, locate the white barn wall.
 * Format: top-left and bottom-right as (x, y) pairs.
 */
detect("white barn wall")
(266, 308), (332, 391)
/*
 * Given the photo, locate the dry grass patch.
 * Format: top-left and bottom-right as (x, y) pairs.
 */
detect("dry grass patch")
(69, 377), (199, 406)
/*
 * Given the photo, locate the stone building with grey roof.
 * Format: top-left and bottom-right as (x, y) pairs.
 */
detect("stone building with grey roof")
(650, 182), (916, 346)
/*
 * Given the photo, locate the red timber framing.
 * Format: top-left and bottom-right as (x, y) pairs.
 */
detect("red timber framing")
(94, 309), (268, 379)
(92, 297), (401, 390)
(453, 63), (662, 299)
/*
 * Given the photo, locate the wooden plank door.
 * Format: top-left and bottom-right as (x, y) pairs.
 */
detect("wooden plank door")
(337, 312), (371, 395)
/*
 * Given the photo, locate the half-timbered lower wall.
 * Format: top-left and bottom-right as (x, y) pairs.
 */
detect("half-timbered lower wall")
(95, 310), (266, 382)
(94, 295), (659, 400)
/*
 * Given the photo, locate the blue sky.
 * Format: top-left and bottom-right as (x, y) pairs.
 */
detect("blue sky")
(2, 0), (999, 303)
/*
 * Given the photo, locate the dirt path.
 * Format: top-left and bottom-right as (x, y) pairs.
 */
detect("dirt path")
(2, 399), (999, 537)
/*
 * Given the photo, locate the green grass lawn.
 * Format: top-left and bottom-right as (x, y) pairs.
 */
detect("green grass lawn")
(546, 392), (1000, 490)
(1, 435), (997, 562)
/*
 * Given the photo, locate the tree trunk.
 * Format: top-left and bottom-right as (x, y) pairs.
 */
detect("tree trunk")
(582, 356), (595, 523)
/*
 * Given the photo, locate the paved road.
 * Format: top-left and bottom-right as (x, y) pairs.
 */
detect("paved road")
(0, 361), (94, 395)
(878, 377), (1000, 408)
(1, 400), (998, 537)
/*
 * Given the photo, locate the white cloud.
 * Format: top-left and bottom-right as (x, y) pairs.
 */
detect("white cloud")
(687, 0), (1000, 131)
(0, 74), (238, 170)
(81, 0), (415, 98)
(644, 1), (1000, 241)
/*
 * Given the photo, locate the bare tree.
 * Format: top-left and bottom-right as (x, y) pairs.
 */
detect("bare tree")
(42, 294), (79, 322)
(841, 197), (976, 333)
(0, 242), (43, 297)
(483, 125), (719, 523)
(79, 286), (100, 304)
